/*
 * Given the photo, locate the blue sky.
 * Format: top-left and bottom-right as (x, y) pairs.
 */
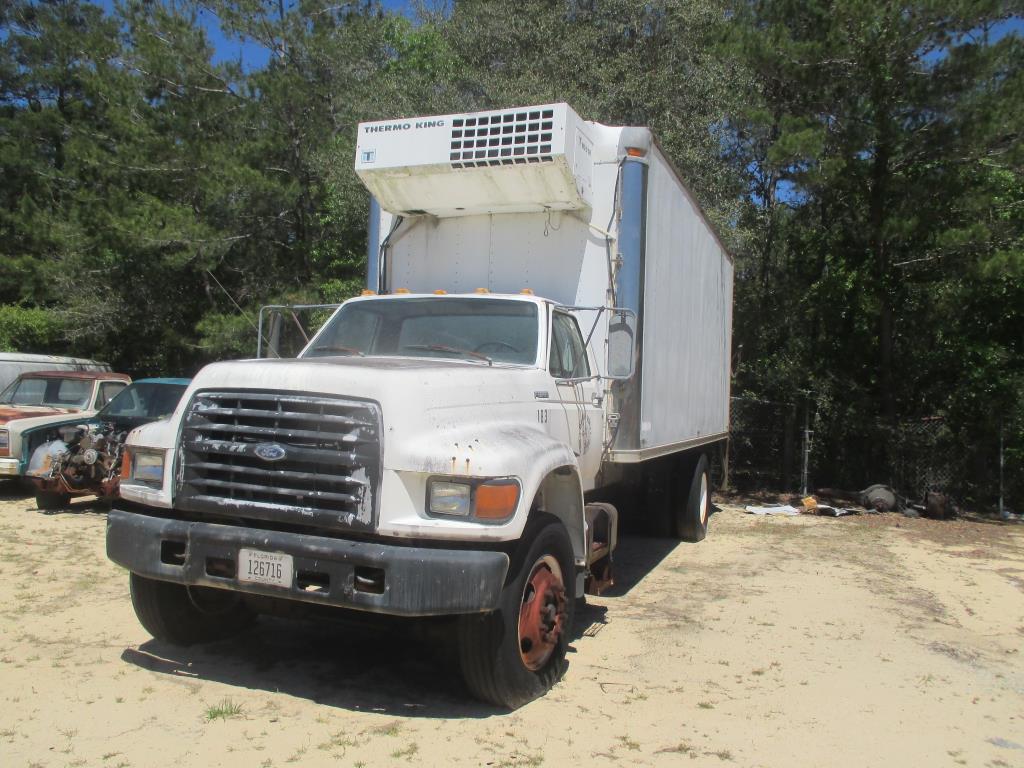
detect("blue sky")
(89, 1), (415, 71)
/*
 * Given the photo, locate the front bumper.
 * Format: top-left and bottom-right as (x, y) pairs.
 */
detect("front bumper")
(106, 509), (510, 617)
(0, 457), (21, 477)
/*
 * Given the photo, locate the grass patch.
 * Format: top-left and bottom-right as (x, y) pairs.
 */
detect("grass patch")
(205, 699), (244, 721)
(616, 735), (640, 751)
(657, 742), (695, 755)
(495, 753), (543, 767)
(367, 720), (403, 737)
(390, 742), (419, 760)
(317, 732), (359, 753)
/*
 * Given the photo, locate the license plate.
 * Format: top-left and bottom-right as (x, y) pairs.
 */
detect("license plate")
(238, 549), (293, 588)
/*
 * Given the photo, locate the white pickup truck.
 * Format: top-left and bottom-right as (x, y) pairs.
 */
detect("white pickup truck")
(107, 103), (733, 709)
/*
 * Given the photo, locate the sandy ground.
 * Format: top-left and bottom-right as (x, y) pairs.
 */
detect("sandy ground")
(1, 486), (1022, 768)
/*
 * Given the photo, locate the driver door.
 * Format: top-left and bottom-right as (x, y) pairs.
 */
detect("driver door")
(549, 310), (602, 485)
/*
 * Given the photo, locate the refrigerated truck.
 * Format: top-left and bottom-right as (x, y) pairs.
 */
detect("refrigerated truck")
(107, 103), (734, 708)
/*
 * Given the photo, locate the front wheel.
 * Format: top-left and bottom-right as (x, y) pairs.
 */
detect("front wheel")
(457, 518), (576, 709)
(129, 573), (254, 646)
(35, 491), (71, 511)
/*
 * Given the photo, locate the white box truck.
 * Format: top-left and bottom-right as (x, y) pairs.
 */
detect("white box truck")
(107, 103), (733, 708)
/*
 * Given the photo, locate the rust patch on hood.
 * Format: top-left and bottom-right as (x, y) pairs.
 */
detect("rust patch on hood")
(0, 406), (72, 425)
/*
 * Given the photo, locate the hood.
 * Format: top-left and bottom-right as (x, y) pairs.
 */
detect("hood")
(104, 414), (154, 433)
(129, 357), (553, 478)
(185, 357), (543, 413)
(0, 405), (75, 425)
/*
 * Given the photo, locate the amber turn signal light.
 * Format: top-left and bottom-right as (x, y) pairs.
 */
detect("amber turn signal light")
(474, 481), (519, 520)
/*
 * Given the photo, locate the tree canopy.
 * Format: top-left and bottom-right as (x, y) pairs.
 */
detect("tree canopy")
(1, 0), (1020, 504)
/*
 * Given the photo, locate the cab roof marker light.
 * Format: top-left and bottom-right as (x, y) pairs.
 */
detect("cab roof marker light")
(475, 288), (490, 294)
(395, 288), (411, 294)
(520, 288), (534, 295)
(361, 289), (377, 296)
(434, 289), (447, 295)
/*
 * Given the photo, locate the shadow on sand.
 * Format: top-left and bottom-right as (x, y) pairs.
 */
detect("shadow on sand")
(1, 479), (110, 516)
(0, 479), (31, 501)
(116, 528), (690, 717)
(121, 614), (499, 718)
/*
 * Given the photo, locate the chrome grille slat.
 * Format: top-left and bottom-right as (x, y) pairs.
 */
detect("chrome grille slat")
(190, 423), (360, 443)
(183, 439), (373, 466)
(188, 460), (366, 487)
(194, 405), (374, 428)
(177, 390), (382, 532)
(189, 477), (360, 504)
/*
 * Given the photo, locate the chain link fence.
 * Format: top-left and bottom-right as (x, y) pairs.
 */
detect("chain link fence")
(725, 397), (1019, 513)
(725, 396), (801, 492)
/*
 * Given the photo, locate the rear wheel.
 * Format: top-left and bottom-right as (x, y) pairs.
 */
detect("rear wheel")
(35, 491), (71, 511)
(675, 454), (710, 542)
(129, 573), (254, 646)
(457, 518), (575, 709)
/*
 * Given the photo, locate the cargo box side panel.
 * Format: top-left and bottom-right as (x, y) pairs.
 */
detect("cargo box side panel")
(639, 148), (733, 452)
(385, 210), (612, 312)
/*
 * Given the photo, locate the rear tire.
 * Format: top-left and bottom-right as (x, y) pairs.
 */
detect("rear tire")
(129, 573), (254, 646)
(457, 517), (576, 709)
(35, 491), (71, 511)
(675, 454), (710, 542)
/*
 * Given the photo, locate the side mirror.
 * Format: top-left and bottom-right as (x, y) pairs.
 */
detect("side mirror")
(606, 309), (637, 380)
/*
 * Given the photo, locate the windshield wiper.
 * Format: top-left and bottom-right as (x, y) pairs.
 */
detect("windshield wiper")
(403, 344), (492, 365)
(309, 344), (365, 357)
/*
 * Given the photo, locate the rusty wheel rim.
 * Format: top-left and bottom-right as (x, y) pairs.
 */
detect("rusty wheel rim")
(518, 555), (567, 671)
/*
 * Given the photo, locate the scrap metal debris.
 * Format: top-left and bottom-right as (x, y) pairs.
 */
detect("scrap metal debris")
(814, 505), (857, 517)
(860, 484), (900, 512)
(745, 505), (800, 516)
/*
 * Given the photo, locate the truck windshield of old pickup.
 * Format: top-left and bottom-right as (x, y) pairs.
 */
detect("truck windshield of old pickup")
(303, 297), (539, 366)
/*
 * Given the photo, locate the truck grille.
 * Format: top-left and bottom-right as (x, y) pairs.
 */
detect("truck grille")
(177, 390), (382, 533)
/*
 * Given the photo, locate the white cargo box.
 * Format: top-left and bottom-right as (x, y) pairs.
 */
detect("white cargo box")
(357, 104), (733, 463)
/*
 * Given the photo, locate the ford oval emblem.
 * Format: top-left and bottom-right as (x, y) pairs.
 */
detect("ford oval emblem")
(254, 443), (287, 462)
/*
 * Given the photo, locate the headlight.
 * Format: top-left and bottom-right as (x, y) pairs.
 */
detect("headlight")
(427, 478), (520, 521)
(125, 447), (165, 487)
(429, 481), (472, 516)
(0, 429), (8, 452)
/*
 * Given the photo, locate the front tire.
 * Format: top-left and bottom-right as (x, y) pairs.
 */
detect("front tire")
(457, 517), (576, 709)
(35, 491), (71, 511)
(129, 573), (254, 646)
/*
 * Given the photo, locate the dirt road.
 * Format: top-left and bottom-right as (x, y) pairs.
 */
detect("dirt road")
(1, 487), (1022, 768)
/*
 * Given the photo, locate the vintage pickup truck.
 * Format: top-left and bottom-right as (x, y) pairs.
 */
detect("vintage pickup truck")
(26, 378), (190, 509)
(0, 370), (131, 479)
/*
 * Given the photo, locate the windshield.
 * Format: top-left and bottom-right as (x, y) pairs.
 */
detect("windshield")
(303, 298), (539, 366)
(100, 382), (188, 420)
(0, 376), (92, 409)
